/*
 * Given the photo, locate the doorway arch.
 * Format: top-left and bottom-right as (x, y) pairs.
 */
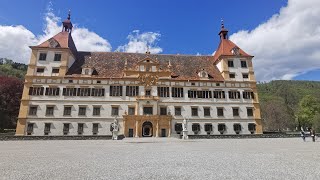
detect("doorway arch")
(142, 121), (153, 137)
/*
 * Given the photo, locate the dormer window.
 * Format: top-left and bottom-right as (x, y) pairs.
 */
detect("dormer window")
(198, 69), (208, 78)
(231, 46), (240, 55)
(81, 66), (93, 76)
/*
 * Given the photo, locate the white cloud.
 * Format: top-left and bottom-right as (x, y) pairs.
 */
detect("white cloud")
(230, 0), (320, 81)
(117, 30), (162, 54)
(0, 10), (112, 64)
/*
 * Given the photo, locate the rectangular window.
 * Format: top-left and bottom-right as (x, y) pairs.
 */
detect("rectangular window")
(39, 53), (47, 61)
(241, 60), (247, 68)
(91, 88), (105, 97)
(77, 88), (91, 96)
(126, 86), (139, 96)
(28, 87), (44, 96)
(63, 106), (72, 116)
(243, 91), (255, 99)
(78, 123), (84, 134)
(172, 87), (184, 98)
(79, 106), (86, 116)
(160, 107), (167, 115)
(128, 107), (135, 115)
(247, 108), (254, 117)
(36, 68), (45, 73)
(213, 90), (225, 99)
(204, 107), (211, 117)
(229, 91), (241, 99)
(228, 60), (234, 67)
(229, 73), (235, 79)
(192, 123), (200, 134)
(145, 90), (151, 96)
(45, 87), (60, 96)
(110, 86), (123, 96)
(233, 107), (239, 117)
(111, 107), (119, 116)
(46, 106), (54, 116)
(92, 123), (99, 134)
(143, 107), (153, 115)
(52, 68), (59, 74)
(27, 123), (34, 134)
(63, 88), (77, 96)
(29, 106), (37, 116)
(188, 90), (212, 98)
(175, 107), (181, 116)
(54, 54), (62, 61)
(242, 73), (249, 79)
(63, 123), (70, 135)
(217, 107), (224, 117)
(157, 87), (170, 97)
(204, 124), (213, 132)
(191, 107), (198, 116)
(93, 107), (101, 116)
(44, 123), (51, 134)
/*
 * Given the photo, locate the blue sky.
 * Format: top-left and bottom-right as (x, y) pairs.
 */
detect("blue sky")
(0, 0), (319, 81)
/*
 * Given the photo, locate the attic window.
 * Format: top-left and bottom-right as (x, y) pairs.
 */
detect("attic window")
(231, 47), (240, 55)
(82, 67), (93, 76)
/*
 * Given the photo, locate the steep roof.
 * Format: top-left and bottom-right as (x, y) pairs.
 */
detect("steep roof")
(212, 39), (253, 63)
(66, 52), (224, 81)
(34, 31), (78, 56)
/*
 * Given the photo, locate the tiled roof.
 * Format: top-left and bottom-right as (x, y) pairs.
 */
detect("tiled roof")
(35, 31), (78, 56)
(66, 52), (225, 81)
(213, 39), (252, 63)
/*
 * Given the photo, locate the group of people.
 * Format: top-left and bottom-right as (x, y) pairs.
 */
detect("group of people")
(301, 128), (317, 142)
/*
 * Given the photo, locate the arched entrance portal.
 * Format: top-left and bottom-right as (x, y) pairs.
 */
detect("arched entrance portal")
(142, 121), (153, 137)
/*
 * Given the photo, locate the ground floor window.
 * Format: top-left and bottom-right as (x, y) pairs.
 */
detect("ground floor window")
(63, 123), (70, 135)
(204, 124), (213, 135)
(192, 123), (200, 135)
(175, 123), (182, 134)
(233, 124), (242, 134)
(93, 123), (99, 135)
(218, 124), (226, 134)
(27, 123), (34, 135)
(248, 123), (256, 134)
(78, 123), (84, 135)
(44, 123), (51, 135)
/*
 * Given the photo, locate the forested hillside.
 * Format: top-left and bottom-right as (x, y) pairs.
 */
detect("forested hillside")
(0, 58), (27, 79)
(257, 80), (320, 131)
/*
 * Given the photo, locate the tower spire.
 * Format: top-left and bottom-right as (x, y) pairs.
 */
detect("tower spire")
(68, 10), (71, 20)
(62, 10), (73, 33)
(218, 18), (228, 40)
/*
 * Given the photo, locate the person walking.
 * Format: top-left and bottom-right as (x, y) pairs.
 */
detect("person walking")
(301, 130), (306, 142)
(310, 128), (316, 142)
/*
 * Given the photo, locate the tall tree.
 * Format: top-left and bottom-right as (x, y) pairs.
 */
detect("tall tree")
(0, 76), (23, 129)
(297, 95), (320, 128)
(261, 99), (294, 131)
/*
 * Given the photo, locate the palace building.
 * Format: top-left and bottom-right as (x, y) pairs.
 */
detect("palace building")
(15, 12), (262, 137)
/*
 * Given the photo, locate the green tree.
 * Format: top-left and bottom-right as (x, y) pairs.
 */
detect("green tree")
(297, 95), (320, 128)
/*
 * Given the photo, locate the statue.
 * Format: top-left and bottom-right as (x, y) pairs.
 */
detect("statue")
(182, 118), (188, 140)
(112, 118), (119, 140)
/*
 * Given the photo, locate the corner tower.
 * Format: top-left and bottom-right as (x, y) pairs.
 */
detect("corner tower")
(213, 20), (262, 134)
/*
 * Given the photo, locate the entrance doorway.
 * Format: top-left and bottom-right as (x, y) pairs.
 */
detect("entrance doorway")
(161, 129), (166, 137)
(128, 128), (134, 137)
(142, 121), (153, 137)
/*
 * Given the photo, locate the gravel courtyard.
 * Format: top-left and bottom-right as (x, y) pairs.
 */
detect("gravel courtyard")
(1, 138), (320, 180)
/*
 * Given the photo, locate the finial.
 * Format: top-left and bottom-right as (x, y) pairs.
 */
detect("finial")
(146, 46), (150, 54)
(68, 10), (71, 20)
(221, 18), (224, 29)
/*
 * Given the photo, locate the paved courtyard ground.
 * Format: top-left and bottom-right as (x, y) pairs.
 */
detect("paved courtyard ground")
(0, 138), (320, 180)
